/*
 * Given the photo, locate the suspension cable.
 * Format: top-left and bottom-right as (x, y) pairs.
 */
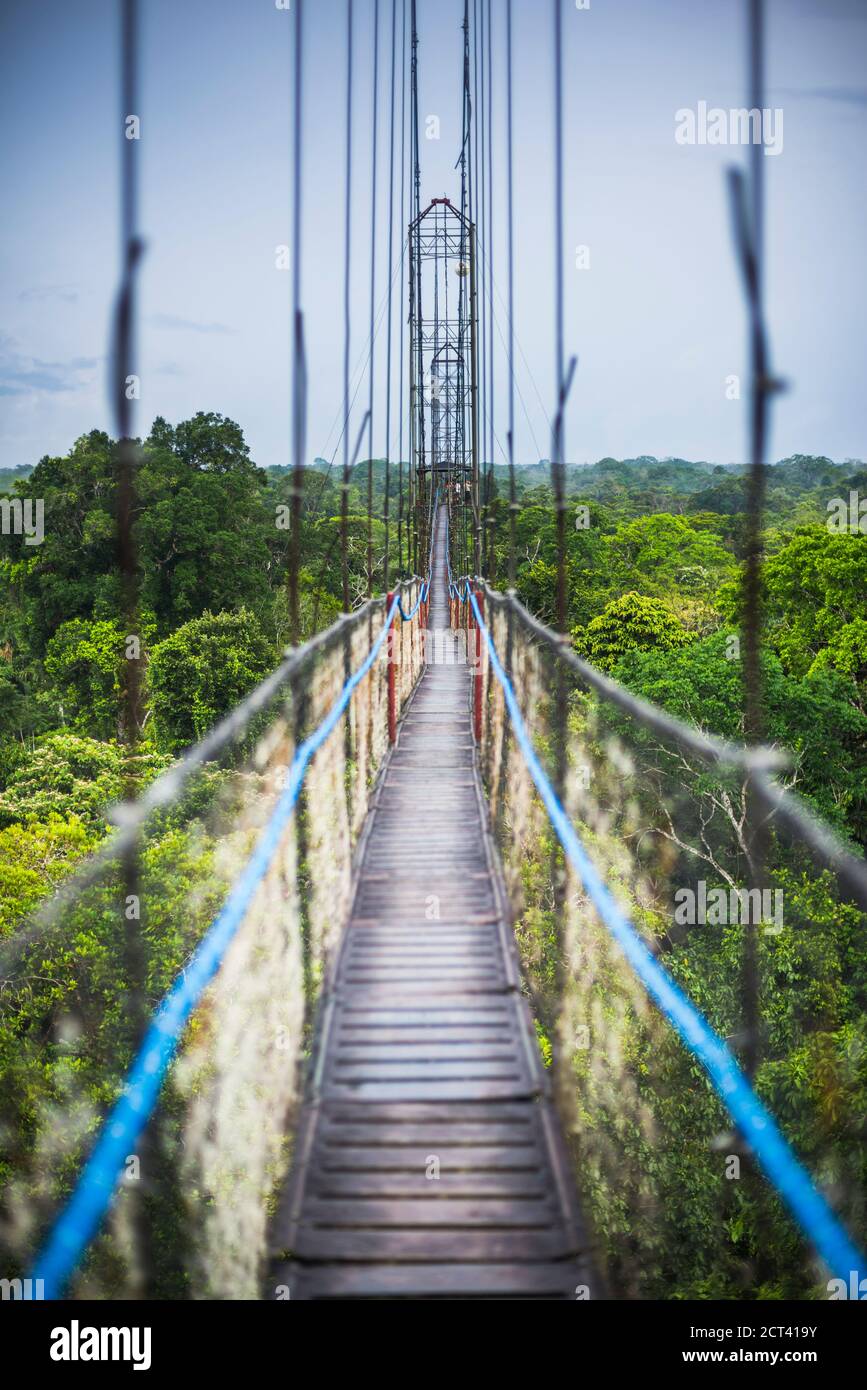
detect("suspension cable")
(551, 0), (567, 634)
(289, 1), (306, 645)
(505, 0), (516, 588)
(485, 0), (494, 580)
(367, 0), (380, 597)
(384, 0), (398, 590)
(341, 0), (354, 612)
(397, 0), (407, 575)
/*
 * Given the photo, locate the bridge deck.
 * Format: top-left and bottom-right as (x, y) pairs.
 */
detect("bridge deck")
(270, 511), (593, 1299)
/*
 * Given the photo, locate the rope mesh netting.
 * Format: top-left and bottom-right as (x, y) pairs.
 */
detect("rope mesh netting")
(449, 578), (866, 1299)
(0, 583), (426, 1298)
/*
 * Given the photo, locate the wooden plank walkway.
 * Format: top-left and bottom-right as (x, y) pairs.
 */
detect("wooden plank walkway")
(270, 509), (594, 1299)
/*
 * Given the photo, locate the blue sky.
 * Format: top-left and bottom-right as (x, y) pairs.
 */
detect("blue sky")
(1, 0), (866, 473)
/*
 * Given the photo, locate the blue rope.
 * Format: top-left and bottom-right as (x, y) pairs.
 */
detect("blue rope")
(398, 488), (436, 621)
(398, 580), (428, 621)
(468, 588), (864, 1284)
(32, 595), (402, 1299)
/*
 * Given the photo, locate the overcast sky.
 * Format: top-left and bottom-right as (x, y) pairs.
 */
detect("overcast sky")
(1, 0), (866, 473)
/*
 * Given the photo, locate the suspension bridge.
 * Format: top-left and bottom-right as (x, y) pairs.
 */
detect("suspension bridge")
(1, 0), (866, 1303)
(270, 509), (593, 1299)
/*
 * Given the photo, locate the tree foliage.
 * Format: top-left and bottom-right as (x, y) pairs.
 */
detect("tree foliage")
(148, 608), (273, 752)
(576, 591), (693, 672)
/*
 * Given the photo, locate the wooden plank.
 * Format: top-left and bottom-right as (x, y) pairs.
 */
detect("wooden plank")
(331, 1060), (522, 1079)
(304, 1199), (556, 1227)
(319, 1099), (536, 1122)
(281, 1262), (582, 1299)
(317, 1146), (542, 1171)
(267, 509), (592, 1298)
(335, 1032), (512, 1048)
(334, 1045), (519, 1062)
(321, 1080), (537, 1103)
(308, 1172), (548, 1198)
(334, 1007), (513, 1024)
(318, 1123), (538, 1146)
(291, 1229), (577, 1262)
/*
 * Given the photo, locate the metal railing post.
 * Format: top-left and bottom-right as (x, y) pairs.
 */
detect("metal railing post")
(386, 591), (397, 743)
(473, 587), (484, 743)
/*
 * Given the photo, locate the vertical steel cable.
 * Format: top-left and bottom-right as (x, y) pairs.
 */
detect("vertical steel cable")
(367, 0), (380, 597)
(289, 1), (306, 643)
(476, 0), (485, 574)
(742, 0), (767, 752)
(475, 0), (481, 558)
(485, 0), (494, 580)
(341, 1), (354, 611)
(433, 204), (440, 489)
(742, 0), (767, 1081)
(116, 0), (144, 749)
(461, 0), (473, 578)
(397, 0), (407, 575)
(549, 0), (571, 1035)
(728, 0), (779, 1080)
(551, 0), (567, 634)
(384, 0), (398, 590)
(505, 0), (516, 589)
(411, 0), (424, 571)
(115, 0), (151, 1294)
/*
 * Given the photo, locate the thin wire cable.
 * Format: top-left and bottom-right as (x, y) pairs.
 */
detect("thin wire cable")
(384, 0), (398, 589)
(485, 0), (494, 579)
(114, 0), (150, 1290)
(505, 0), (516, 586)
(410, 0), (423, 570)
(551, 0), (567, 632)
(732, 0), (778, 1081)
(341, 0), (354, 612)
(476, 0), (486, 569)
(314, 237), (407, 498)
(289, 0), (306, 643)
(475, 232), (544, 463)
(397, 0), (407, 573)
(367, 0), (380, 597)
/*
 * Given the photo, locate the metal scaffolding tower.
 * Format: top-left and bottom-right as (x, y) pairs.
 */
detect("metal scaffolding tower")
(408, 197), (480, 574)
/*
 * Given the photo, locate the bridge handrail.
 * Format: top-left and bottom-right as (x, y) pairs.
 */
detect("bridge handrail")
(28, 581), (425, 1298)
(476, 579), (867, 914)
(449, 559), (867, 913)
(463, 581), (865, 1283)
(397, 580), (429, 621)
(0, 579), (424, 981)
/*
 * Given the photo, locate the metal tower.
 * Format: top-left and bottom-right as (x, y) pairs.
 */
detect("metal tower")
(408, 197), (480, 575)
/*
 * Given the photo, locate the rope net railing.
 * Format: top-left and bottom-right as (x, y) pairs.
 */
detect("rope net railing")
(449, 570), (866, 1300)
(0, 580), (427, 1299)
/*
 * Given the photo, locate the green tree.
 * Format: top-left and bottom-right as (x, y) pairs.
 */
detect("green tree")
(148, 609), (274, 752)
(139, 414), (273, 633)
(719, 526), (867, 686)
(44, 617), (128, 739)
(1, 415), (275, 657)
(576, 591), (693, 672)
(614, 631), (867, 843)
(0, 732), (169, 830)
(0, 817), (96, 936)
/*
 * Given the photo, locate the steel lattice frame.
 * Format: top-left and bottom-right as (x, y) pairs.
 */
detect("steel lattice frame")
(408, 197), (480, 571)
